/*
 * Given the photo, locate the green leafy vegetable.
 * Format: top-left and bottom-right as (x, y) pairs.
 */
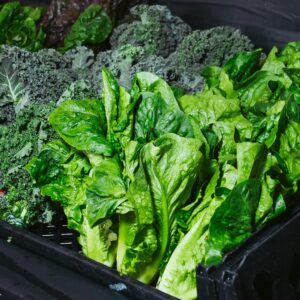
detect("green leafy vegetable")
(61, 4), (112, 53)
(23, 38), (300, 300)
(0, 65), (29, 113)
(48, 99), (113, 159)
(118, 133), (204, 283)
(0, 2), (45, 51)
(205, 179), (262, 265)
(25, 138), (119, 266)
(0, 103), (57, 227)
(86, 158), (127, 227)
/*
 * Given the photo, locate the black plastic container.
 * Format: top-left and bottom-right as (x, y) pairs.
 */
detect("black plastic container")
(0, 221), (175, 300)
(0, 199), (300, 300)
(197, 201), (300, 300)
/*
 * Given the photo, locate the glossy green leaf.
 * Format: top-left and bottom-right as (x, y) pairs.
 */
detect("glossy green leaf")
(49, 99), (113, 157)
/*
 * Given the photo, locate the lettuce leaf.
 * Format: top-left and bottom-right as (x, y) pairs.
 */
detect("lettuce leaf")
(48, 99), (114, 160)
(118, 133), (204, 283)
(61, 4), (112, 53)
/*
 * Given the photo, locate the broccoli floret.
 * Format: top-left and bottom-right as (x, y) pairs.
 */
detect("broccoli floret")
(110, 5), (191, 58)
(175, 26), (254, 75)
(0, 102), (58, 227)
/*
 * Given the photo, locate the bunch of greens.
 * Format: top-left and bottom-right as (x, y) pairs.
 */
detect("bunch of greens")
(25, 69), (204, 270)
(40, 0), (147, 49)
(0, 45), (97, 225)
(158, 43), (300, 299)
(60, 4), (112, 53)
(0, 102), (58, 227)
(0, 45), (99, 124)
(108, 6), (253, 92)
(26, 41), (300, 300)
(0, 2), (46, 51)
(2, 3), (300, 299)
(110, 4), (192, 58)
(0, 1), (114, 52)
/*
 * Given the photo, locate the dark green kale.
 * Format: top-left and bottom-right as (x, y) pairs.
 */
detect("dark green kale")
(131, 54), (205, 93)
(0, 105), (15, 125)
(110, 5), (191, 58)
(108, 22), (252, 93)
(0, 102), (58, 227)
(64, 46), (95, 76)
(142, 26), (254, 93)
(89, 44), (203, 93)
(174, 26), (254, 76)
(0, 46), (77, 104)
(90, 44), (146, 92)
(0, 45), (98, 123)
(57, 80), (98, 105)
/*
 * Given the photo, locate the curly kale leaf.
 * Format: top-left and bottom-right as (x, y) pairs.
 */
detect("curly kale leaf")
(0, 102), (58, 227)
(64, 46), (95, 74)
(90, 44), (146, 92)
(90, 43), (203, 94)
(0, 64), (30, 114)
(175, 26), (254, 76)
(57, 80), (98, 105)
(0, 45), (77, 106)
(110, 5), (191, 58)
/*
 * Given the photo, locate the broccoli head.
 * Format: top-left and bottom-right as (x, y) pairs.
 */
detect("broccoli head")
(0, 102), (58, 227)
(110, 5), (191, 58)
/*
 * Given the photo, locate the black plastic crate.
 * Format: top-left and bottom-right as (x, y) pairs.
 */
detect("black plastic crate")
(0, 228), (131, 300)
(0, 199), (299, 300)
(0, 220), (176, 300)
(197, 201), (300, 300)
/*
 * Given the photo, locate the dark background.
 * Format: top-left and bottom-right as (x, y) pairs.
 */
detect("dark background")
(1, 0), (300, 50)
(158, 0), (300, 51)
